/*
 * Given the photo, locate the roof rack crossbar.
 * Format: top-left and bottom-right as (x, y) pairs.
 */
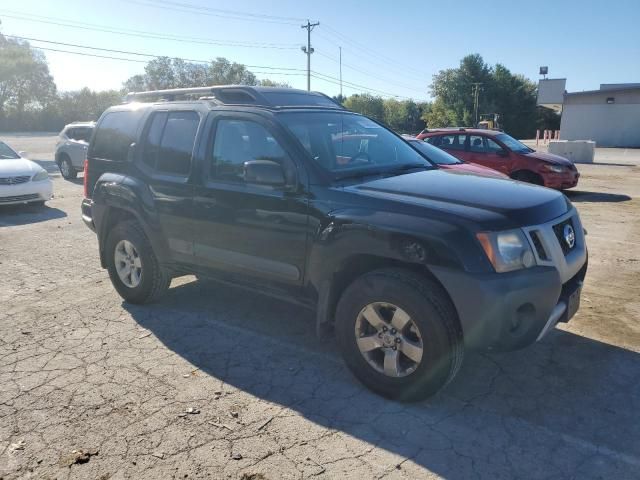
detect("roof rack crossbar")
(125, 86), (219, 102)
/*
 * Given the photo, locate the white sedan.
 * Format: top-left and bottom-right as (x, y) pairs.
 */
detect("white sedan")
(0, 141), (53, 206)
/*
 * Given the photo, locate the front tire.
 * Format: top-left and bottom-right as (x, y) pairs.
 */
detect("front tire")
(105, 220), (170, 304)
(335, 269), (463, 401)
(58, 155), (77, 180)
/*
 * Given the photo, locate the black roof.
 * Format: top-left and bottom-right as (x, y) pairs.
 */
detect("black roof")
(124, 85), (344, 110)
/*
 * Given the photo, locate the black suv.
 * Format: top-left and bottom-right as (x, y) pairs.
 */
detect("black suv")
(81, 86), (587, 400)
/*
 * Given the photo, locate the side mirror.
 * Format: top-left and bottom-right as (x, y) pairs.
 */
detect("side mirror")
(243, 160), (286, 186)
(18, 151), (29, 158)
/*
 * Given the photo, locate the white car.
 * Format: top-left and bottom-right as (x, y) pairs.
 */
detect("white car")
(0, 141), (53, 206)
(55, 121), (94, 179)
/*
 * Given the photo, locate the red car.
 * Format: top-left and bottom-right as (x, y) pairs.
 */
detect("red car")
(403, 136), (508, 179)
(417, 128), (580, 189)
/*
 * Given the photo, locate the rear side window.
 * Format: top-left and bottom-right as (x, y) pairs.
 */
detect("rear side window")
(142, 111), (199, 175)
(91, 111), (142, 161)
(439, 134), (466, 151)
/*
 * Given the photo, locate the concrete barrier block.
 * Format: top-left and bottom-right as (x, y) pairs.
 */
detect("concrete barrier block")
(548, 140), (595, 163)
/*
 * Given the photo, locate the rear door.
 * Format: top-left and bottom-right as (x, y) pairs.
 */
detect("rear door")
(192, 112), (309, 286)
(137, 110), (201, 264)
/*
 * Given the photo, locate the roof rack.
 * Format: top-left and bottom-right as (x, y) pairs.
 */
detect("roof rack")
(124, 85), (344, 109)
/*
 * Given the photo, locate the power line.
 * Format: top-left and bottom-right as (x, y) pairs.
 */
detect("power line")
(127, 0), (303, 25)
(310, 71), (420, 100)
(136, 0), (307, 22)
(27, 45), (308, 79)
(7, 35), (307, 74)
(315, 50), (426, 94)
(0, 11), (300, 49)
(320, 24), (431, 79)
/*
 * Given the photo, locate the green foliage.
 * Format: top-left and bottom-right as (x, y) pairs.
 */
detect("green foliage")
(342, 94), (429, 133)
(427, 54), (548, 138)
(122, 56), (261, 92)
(0, 34), (56, 119)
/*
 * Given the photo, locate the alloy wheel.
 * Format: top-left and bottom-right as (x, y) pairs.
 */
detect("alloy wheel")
(354, 302), (424, 377)
(114, 239), (143, 288)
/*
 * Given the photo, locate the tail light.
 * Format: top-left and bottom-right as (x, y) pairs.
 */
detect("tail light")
(83, 159), (89, 198)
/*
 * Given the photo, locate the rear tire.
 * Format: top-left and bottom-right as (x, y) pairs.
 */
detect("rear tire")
(511, 170), (543, 186)
(335, 268), (464, 401)
(105, 220), (170, 304)
(58, 155), (77, 180)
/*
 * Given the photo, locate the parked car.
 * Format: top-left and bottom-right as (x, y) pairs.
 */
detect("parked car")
(55, 121), (95, 179)
(417, 128), (580, 189)
(81, 86), (587, 401)
(402, 135), (508, 179)
(0, 141), (52, 206)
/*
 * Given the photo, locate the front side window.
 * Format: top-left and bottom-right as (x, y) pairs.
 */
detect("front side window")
(469, 135), (486, 153)
(279, 111), (428, 178)
(486, 138), (504, 153)
(211, 119), (287, 182)
(73, 127), (93, 142)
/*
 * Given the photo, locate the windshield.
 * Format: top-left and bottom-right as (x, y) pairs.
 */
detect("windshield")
(408, 139), (462, 165)
(495, 133), (533, 153)
(279, 111), (429, 178)
(0, 142), (20, 160)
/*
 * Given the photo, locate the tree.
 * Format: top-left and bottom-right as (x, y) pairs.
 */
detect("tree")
(259, 79), (291, 88)
(428, 54), (545, 138)
(343, 94), (385, 122)
(0, 34), (56, 123)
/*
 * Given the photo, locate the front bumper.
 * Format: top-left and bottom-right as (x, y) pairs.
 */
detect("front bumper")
(431, 261), (587, 351)
(543, 170), (580, 190)
(0, 179), (53, 205)
(81, 198), (95, 231)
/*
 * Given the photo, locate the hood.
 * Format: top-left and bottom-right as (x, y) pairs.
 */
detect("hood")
(525, 150), (573, 166)
(0, 158), (42, 177)
(343, 169), (570, 229)
(441, 162), (508, 179)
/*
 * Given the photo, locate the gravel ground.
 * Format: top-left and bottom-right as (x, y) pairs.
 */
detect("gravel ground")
(1, 134), (639, 480)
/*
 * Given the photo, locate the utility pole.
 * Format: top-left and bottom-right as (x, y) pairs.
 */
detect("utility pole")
(471, 82), (482, 127)
(301, 20), (319, 91)
(339, 46), (343, 99)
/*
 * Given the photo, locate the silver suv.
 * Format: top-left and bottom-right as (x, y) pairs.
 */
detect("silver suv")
(55, 122), (95, 179)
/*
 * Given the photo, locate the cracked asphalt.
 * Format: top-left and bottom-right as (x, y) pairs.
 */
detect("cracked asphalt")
(1, 134), (639, 479)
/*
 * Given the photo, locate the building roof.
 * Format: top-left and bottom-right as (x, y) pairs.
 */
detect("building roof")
(565, 85), (640, 97)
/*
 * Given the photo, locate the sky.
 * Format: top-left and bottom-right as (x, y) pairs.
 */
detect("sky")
(1, 0), (639, 101)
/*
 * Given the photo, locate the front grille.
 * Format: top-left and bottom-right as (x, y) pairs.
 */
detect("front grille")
(0, 194), (40, 203)
(0, 175), (30, 185)
(530, 230), (548, 260)
(553, 217), (576, 255)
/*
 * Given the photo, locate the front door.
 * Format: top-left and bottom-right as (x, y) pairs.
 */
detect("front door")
(466, 135), (512, 174)
(66, 127), (91, 169)
(193, 113), (309, 286)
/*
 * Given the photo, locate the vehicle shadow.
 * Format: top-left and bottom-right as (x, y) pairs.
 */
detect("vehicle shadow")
(31, 159), (60, 174)
(0, 203), (67, 226)
(565, 190), (632, 203)
(125, 279), (640, 478)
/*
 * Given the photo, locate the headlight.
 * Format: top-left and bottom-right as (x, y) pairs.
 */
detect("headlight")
(32, 170), (49, 182)
(476, 229), (535, 273)
(542, 164), (564, 173)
